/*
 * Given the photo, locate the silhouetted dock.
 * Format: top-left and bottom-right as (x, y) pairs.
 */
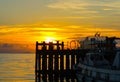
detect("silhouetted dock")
(35, 41), (89, 82)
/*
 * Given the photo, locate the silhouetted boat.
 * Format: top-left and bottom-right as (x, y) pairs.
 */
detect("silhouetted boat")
(74, 33), (120, 82)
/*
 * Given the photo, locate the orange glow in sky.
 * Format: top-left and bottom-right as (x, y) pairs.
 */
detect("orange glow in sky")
(0, 0), (120, 53)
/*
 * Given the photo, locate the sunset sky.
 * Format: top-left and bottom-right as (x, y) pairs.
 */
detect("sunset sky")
(0, 0), (120, 53)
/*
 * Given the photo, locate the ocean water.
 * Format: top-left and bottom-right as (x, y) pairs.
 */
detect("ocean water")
(0, 53), (35, 82)
(0, 53), (78, 82)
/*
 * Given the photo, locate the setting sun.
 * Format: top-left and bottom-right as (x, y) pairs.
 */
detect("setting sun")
(44, 36), (56, 43)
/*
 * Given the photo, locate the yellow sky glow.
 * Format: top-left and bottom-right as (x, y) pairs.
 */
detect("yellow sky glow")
(0, 0), (120, 52)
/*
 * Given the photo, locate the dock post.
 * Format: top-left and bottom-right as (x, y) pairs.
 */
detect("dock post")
(66, 54), (70, 72)
(61, 42), (64, 75)
(62, 41), (64, 50)
(55, 41), (60, 71)
(60, 53), (64, 75)
(71, 54), (75, 70)
(48, 42), (54, 81)
(35, 41), (41, 82)
(54, 41), (60, 80)
(42, 41), (47, 80)
(35, 41), (38, 82)
(48, 42), (53, 72)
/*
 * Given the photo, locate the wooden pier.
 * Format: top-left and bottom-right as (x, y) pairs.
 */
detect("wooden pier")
(35, 41), (88, 82)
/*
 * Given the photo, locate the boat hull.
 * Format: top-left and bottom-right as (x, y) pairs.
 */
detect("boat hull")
(76, 73), (120, 82)
(74, 63), (120, 82)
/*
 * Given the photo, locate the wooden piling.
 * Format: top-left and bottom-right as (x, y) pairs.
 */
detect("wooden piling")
(71, 54), (75, 70)
(66, 54), (70, 70)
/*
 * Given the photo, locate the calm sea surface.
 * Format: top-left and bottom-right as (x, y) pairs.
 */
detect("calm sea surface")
(0, 53), (35, 82)
(0, 53), (78, 82)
